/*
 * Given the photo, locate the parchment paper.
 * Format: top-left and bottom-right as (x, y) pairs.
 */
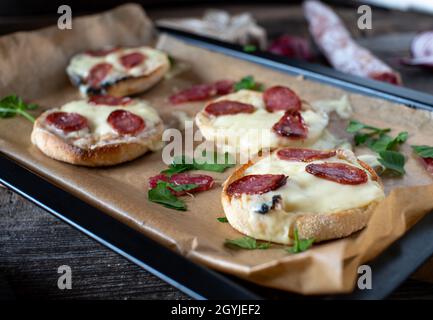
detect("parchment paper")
(1, 4), (433, 295)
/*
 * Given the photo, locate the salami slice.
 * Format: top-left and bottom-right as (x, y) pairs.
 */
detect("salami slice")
(214, 80), (235, 95)
(227, 174), (287, 197)
(169, 80), (235, 105)
(46, 112), (88, 132)
(89, 95), (132, 106)
(107, 110), (145, 135)
(305, 162), (368, 185)
(263, 86), (302, 112)
(120, 52), (146, 69)
(169, 84), (216, 105)
(148, 173), (214, 196)
(277, 148), (336, 162)
(205, 100), (255, 116)
(87, 63), (112, 88)
(85, 48), (118, 57)
(303, 0), (401, 85)
(421, 157), (433, 175)
(272, 111), (308, 139)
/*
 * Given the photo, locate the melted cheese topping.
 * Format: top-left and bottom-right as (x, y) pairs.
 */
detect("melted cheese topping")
(239, 151), (384, 215)
(43, 99), (162, 150)
(66, 47), (169, 93)
(196, 90), (329, 154)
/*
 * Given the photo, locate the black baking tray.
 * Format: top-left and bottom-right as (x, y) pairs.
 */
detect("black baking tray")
(1, 27), (433, 300)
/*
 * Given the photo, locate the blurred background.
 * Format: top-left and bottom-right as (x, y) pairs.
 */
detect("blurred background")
(1, 0), (433, 93)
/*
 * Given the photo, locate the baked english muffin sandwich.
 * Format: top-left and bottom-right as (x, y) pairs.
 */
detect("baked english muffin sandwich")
(66, 46), (170, 97)
(222, 148), (385, 244)
(31, 95), (163, 166)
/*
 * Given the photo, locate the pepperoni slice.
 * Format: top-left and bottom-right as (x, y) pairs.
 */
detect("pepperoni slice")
(148, 173), (214, 196)
(120, 52), (146, 69)
(205, 100), (255, 116)
(277, 148), (336, 162)
(370, 72), (401, 85)
(87, 63), (112, 88)
(421, 157), (433, 175)
(46, 112), (88, 133)
(85, 48), (118, 57)
(169, 84), (216, 105)
(227, 174), (287, 197)
(305, 163), (368, 185)
(263, 86), (302, 112)
(89, 95), (132, 106)
(107, 110), (145, 135)
(214, 80), (235, 95)
(272, 111), (308, 139)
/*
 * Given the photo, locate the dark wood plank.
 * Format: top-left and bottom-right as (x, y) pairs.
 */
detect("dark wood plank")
(0, 188), (188, 300)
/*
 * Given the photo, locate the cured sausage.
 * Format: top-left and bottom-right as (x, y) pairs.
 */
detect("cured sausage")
(272, 111), (308, 139)
(148, 173), (214, 196)
(305, 162), (368, 185)
(205, 100), (255, 116)
(107, 110), (145, 135)
(120, 52), (146, 69)
(169, 84), (215, 105)
(303, 0), (401, 85)
(214, 80), (235, 95)
(277, 148), (336, 161)
(227, 174), (287, 197)
(87, 63), (112, 88)
(89, 95), (132, 106)
(169, 80), (234, 105)
(263, 86), (302, 112)
(46, 112), (88, 132)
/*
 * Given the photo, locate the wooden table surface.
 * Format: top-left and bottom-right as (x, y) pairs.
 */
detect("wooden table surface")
(1, 3), (433, 300)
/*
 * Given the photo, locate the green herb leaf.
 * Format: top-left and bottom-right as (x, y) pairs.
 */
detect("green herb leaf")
(412, 145), (433, 158)
(161, 152), (235, 176)
(346, 120), (368, 133)
(193, 152), (235, 172)
(225, 236), (271, 250)
(148, 181), (186, 211)
(287, 229), (315, 254)
(0, 95), (38, 123)
(346, 120), (390, 134)
(387, 131), (408, 151)
(378, 150), (406, 175)
(368, 134), (394, 153)
(243, 44), (257, 53)
(217, 217), (228, 223)
(167, 183), (197, 192)
(167, 55), (176, 68)
(233, 76), (264, 92)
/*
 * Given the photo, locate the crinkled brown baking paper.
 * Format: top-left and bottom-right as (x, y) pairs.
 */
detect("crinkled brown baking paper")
(1, 4), (433, 295)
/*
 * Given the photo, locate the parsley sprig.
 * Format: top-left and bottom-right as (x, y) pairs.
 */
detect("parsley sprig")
(346, 120), (407, 175)
(161, 152), (235, 176)
(412, 145), (433, 159)
(243, 44), (257, 53)
(225, 236), (271, 250)
(224, 229), (315, 253)
(0, 95), (38, 123)
(148, 181), (192, 211)
(148, 152), (234, 210)
(287, 229), (315, 254)
(233, 76), (264, 92)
